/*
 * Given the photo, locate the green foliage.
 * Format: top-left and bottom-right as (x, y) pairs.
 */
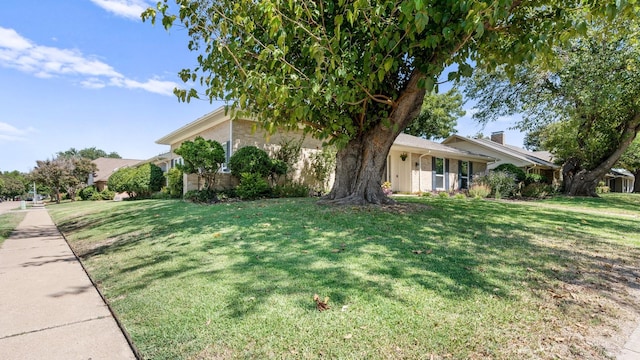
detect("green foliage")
(107, 167), (137, 195)
(57, 147), (121, 160)
(142, 0), (633, 202)
(618, 138), (640, 172)
(236, 173), (271, 200)
(596, 182), (611, 194)
(183, 189), (219, 203)
(90, 191), (104, 201)
(465, 21), (640, 194)
(475, 171), (517, 199)
(100, 190), (115, 200)
(454, 193), (466, 200)
(273, 137), (303, 180)
(309, 146), (336, 193)
(0, 171), (28, 199)
(272, 182), (310, 198)
(165, 167), (184, 198)
(524, 173), (547, 186)
(521, 183), (553, 199)
(107, 164), (163, 199)
(130, 163), (164, 198)
(174, 137), (226, 190)
(79, 186), (97, 200)
(494, 164), (526, 183)
(229, 146), (272, 178)
(438, 191), (450, 198)
(468, 184), (491, 199)
(403, 89), (465, 140)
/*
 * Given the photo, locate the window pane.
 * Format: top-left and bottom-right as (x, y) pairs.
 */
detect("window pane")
(436, 158), (444, 175)
(460, 161), (469, 176)
(461, 178), (468, 189)
(436, 176), (444, 189)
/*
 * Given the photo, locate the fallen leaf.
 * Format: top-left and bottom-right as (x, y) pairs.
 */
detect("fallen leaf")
(343, 333), (353, 340)
(214, 233), (221, 238)
(341, 305), (348, 312)
(314, 294), (330, 311)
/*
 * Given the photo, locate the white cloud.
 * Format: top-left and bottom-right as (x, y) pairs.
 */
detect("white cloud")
(90, 0), (151, 20)
(0, 122), (35, 142)
(0, 26), (178, 96)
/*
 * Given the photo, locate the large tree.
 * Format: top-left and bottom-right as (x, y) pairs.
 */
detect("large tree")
(403, 89), (465, 140)
(144, 0), (634, 204)
(30, 158), (97, 203)
(0, 171), (27, 200)
(464, 22), (640, 196)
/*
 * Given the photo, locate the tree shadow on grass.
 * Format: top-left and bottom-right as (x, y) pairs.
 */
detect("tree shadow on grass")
(55, 198), (640, 325)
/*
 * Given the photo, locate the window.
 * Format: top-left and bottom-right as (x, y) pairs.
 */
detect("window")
(459, 161), (469, 189)
(435, 157), (444, 189)
(221, 141), (231, 172)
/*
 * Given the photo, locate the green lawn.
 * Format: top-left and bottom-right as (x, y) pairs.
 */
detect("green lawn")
(0, 211), (26, 244)
(48, 195), (640, 360)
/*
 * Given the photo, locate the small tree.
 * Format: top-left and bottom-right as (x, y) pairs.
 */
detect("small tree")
(273, 137), (303, 182)
(174, 136), (226, 191)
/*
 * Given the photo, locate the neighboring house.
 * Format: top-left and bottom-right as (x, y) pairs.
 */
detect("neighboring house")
(442, 131), (561, 184)
(606, 168), (635, 193)
(154, 106), (495, 194)
(88, 157), (143, 191)
(388, 133), (493, 193)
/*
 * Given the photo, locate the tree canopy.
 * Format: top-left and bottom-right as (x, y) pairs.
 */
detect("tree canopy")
(144, 0), (637, 204)
(464, 21), (640, 196)
(30, 158), (97, 203)
(174, 136), (226, 190)
(403, 89), (464, 140)
(57, 147), (121, 160)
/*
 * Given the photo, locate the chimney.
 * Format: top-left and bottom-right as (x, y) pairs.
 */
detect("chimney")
(490, 131), (505, 145)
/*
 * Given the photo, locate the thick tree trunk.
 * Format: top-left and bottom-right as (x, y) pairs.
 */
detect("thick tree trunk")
(633, 169), (640, 193)
(563, 119), (640, 196)
(320, 70), (426, 205)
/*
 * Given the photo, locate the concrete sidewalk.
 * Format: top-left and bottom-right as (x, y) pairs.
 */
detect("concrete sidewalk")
(0, 205), (137, 360)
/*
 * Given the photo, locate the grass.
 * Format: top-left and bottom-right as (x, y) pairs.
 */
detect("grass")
(0, 211), (26, 244)
(48, 194), (640, 360)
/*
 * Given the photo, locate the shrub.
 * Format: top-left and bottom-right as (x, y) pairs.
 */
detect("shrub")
(468, 184), (491, 198)
(165, 167), (183, 198)
(521, 183), (552, 199)
(476, 171), (517, 199)
(184, 189), (219, 203)
(107, 167), (136, 195)
(524, 173), (547, 185)
(596, 181), (610, 194)
(229, 146), (272, 178)
(100, 189), (115, 200)
(78, 186), (97, 200)
(130, 163), (164, 198)
(309, 146), (336, 193)
(454, 193), (466, 199)
(438, 191), (450, 198)
(422, 191), (433, 197)
(236, 173), (271, 200)
(90, 192), (103, 201)
(494, 163), (526, 183)
(272, 182), (310, 198)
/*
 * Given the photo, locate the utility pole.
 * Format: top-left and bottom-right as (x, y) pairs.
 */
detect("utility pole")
(33, 182), (37, 205)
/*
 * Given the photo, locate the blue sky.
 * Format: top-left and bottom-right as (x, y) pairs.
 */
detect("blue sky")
(0, 0), (523, 173)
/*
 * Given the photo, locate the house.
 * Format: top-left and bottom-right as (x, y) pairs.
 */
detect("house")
(88, 157), (143, 191)
(387, 133), (494, 193)
(155, 107), (327, 193)
(154, 106), (495, 195)
(442, 131), (561, 184)
(606, 168), (635, 193)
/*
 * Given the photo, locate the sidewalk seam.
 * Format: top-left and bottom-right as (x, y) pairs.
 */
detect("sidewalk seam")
(0, 315), (111, 340)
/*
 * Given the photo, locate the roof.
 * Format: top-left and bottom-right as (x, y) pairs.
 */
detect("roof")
(393, 133), (495, 162)
(92, 157), (142, 182)
(442, 135), (559, 169)
(156, 106), (234, 145)
(610, 168), (635, 179)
